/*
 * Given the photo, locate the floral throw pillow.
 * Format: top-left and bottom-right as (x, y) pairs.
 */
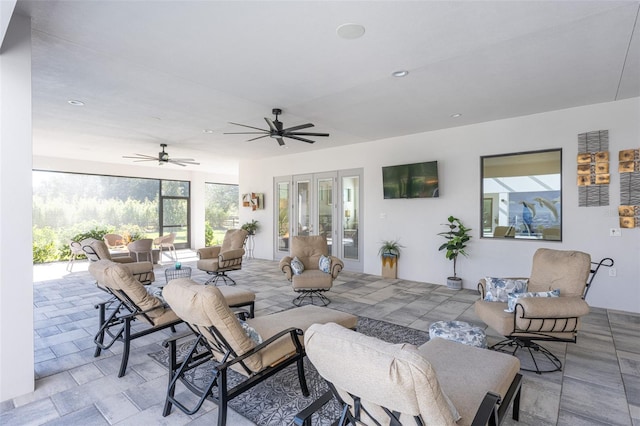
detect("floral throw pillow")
(291, 257), (305, 275)
(506, 289), (561, 313)
(319, 255), (331, 274)
(239, 320), (263, 344)
(484, 277), (528, 303)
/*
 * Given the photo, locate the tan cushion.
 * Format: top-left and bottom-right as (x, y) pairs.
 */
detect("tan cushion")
(292, 270), (333, 290)
(222, 229), (248, 251)
(197, 258), (220, 272)
(305, 323), (456, 425)
(88, 260), (175, 326)
(162, 279), (261, 371)
(419, 338), (520, 426)
(291, 236), (328, 270)
(528, 248), (591, 296)
(217, 286), (256, 306)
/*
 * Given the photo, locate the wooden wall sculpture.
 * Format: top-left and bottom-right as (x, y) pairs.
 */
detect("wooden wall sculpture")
(619, 148), (640, 228)
(578, 130), (609, 207)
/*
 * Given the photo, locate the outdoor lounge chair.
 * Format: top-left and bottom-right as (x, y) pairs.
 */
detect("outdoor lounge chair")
(161, 279), (357, 426)
(295, 323), (522, 426)
(88, 260), (257, 378)
(153, 232), (177, 263)
(83, 238), (155, 284)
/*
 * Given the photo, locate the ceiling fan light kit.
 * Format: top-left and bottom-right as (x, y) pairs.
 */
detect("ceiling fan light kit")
(225, 108), (330, 146)
(123, 143), (200, 167)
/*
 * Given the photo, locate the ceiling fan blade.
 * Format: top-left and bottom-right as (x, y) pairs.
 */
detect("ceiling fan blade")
(130, 159), (157, 162)
(224, 131), (268, 135)
(228, 122), (268, 132)
(265, 117), (278, 132)
(168, 161), (188, 167)
(276, 137), (285, 146)
(285, 132), (330, 137)
(247, 135), (269, 142)
(169, 157), (197, 162)
(282, 123), (314, 132)
(123, 154), (157, 160)
(286, 135), (315, 144)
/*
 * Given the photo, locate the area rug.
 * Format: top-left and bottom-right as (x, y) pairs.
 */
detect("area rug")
(148, 316), (429, 425)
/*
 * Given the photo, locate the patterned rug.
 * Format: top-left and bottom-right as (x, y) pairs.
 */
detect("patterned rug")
(148, 316), (429, 425)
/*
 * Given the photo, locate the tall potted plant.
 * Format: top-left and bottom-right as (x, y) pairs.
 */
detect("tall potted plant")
(438, 216), (472, 290)
(378, 239), (404, 279)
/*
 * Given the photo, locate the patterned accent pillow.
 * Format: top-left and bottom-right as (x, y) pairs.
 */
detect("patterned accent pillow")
(484, 277), (528, 302)
(319, 255), (331, 273)
(239, 320), (263, 344)
(506, 289), (561, 313)
(145, 285), (166, 304)
(291, 257), (305, 275)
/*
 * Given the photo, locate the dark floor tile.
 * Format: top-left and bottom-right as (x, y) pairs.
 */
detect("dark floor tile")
(560, 376), (631, 425)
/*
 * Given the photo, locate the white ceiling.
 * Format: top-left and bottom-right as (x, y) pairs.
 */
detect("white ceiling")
(9, 1), (640, 174)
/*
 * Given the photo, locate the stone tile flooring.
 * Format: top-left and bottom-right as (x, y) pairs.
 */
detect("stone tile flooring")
(1, 253), (638, 425)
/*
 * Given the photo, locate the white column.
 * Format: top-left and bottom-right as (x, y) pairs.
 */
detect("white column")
(190, 174), (206, 249)
(0, 12), (34, 401)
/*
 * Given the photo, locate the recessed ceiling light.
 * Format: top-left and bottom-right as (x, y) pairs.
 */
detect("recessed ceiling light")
(203, 129), (214, 134)
(392, 70), (409, 78)
(450, 113), (462, 118)
(67, 100), (84, 106)
(336, 23), (365, 40)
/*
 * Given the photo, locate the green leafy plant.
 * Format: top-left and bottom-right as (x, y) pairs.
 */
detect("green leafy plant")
(438, 216), (472, 278)
(241, 219), (259, 235)
(378, 239), (404, 258)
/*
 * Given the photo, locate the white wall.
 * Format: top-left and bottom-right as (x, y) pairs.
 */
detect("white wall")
(0, 13), (34, 401)
(240, 98), (640, 313)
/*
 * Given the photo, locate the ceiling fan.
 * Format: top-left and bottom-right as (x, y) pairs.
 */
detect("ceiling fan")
(123, 144), (200, 167)
(225, 108), (329, 146)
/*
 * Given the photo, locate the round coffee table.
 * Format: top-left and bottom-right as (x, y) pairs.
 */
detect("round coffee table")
(429, 320), (487, 349)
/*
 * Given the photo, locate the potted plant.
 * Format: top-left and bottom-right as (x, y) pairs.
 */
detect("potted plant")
(438, 216), (472, 290)
(378, 239), (404, 279)
(241, 219), (259, 235)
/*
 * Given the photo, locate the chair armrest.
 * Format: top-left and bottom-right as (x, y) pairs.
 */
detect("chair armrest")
(219, 327), (304, 370)
(220, 248), (244, 261)
(280, 256), (293, 280)
(470, 391), (501, 426)
(516, 296), (589, 319)
(197, 246), (220, 259)
(328, 256), (344, 279)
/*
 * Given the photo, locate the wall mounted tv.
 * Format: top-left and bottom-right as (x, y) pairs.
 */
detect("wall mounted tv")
(382, 161), (439, 199)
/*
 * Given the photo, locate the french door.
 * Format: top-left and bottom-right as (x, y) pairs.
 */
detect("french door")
(274, 169), (362, 272)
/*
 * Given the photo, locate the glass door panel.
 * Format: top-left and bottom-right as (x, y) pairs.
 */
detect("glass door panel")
(317, 176), (334, 254)
(161, 198), (188, 246)
(342, 175), (359, 260)
(277, 181), (290, 251)
(295, 178), (312, 236)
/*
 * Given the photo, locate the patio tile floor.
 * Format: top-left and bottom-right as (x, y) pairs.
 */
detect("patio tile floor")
(0, 251), (637, 425)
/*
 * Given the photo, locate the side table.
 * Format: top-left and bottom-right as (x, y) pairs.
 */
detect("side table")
(165, 266), (192, 284)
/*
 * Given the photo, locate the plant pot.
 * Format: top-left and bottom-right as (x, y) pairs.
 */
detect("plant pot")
(446, 277), (462, 290)
(381, 255), (398, 279)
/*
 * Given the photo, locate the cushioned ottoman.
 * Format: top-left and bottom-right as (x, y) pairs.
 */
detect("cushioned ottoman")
(429, 320), (487, 349)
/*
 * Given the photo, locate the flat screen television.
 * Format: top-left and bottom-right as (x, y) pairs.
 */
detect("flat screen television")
(382, 161), (439, 199)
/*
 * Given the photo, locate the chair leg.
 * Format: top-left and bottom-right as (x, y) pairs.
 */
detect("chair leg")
(204, 272), (237, 286)
(118, 318), (132, 377)
(296, 356), (310, 397)
(218, 369), (228, 426)
(293, 290), (330, 307)
(94, 302), (106, 357)
(512, 381), (521, 421)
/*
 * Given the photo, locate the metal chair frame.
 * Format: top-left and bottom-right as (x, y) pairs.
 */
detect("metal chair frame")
(163, 320), (309, 426)
(82, 244), (154, 285)
(484, 257), (614, 374)
(292, 288), (331, 307)
(93, 287), (181, 377)
(294, 373), (522, 426)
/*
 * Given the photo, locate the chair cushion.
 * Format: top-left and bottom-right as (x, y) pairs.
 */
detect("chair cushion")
(222, 229), (248, 251)
(528, 248), (590, 297)
(419, 338), (520, 426)
(291, 235), (328, 270)
(291, 257), (305, 275)
(506, 289), (560, 312)
(162, 278), (261, 371)
(291, 270), (333, 290)
(197, 258), (220, 272)
(305, 323), (458, 425)
(484, 277), (528, 302)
